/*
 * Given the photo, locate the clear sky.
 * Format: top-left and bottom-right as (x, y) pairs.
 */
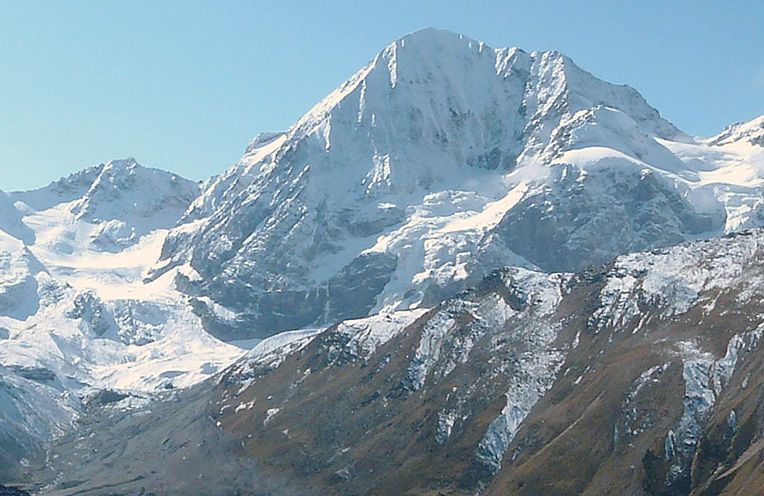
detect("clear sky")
(1, 0), (763, 191)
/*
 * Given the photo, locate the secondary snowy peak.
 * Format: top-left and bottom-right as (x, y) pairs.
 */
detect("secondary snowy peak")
(708, 114), (764, 147)
(8, 158), (202, 254)
(11, 164), (103, 212)
(12, 158), (200, 228)
(0, 161), (240, 479)
(71, 158), (199, 225)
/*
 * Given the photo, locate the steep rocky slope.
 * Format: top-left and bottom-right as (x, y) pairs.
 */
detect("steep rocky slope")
(152, 28), (764, 340)
(34, 229), (764, 495)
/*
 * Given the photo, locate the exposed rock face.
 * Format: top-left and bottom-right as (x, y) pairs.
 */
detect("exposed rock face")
(0, 485), (32, 496)
(34, 229), (764, 495)
(66, 292), (113, 336)
(494, 165), (717, 272)
(0, 364), (78, 485)
(708, 115), (764, 147)
(152, 29), (760, 340)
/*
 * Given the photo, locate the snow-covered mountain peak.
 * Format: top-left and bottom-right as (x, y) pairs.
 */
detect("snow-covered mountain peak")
(397, 26), (471, 43)
(0, 156), (240, 472)
(708, 114), (764, 146)
(1, 158), (203, 258)
(72, 158), (198, 222)
(286, 28), (682, 173)
(88, 157), (142, 184)
(14, 165), (103, 212)
(150, 30), (730, 339)
(388, 27), (491, 63)
(181, 30), (688, 228)
(11, 158), (199, 226)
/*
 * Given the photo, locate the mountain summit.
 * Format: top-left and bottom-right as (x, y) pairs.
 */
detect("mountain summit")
(148, 29), (764, 340)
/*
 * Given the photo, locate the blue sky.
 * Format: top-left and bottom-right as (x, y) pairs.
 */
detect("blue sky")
(1, 0), (763, 190)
